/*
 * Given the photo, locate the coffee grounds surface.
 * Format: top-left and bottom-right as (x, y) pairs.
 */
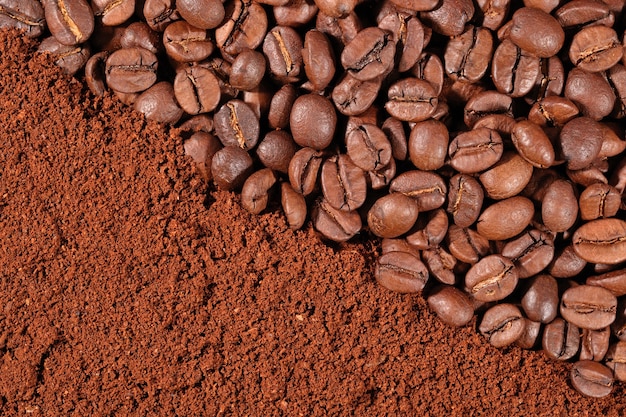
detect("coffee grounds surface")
(0, 31), (624, 416)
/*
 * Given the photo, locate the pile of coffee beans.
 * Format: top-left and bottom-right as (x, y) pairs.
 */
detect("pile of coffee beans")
(4, 0), (626, 398)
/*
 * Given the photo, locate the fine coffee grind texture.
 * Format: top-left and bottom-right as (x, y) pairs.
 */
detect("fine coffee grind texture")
(2, 32), (626, 415)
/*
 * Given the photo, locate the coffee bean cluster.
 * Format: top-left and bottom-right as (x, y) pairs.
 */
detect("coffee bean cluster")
(4, 0), (626, 398)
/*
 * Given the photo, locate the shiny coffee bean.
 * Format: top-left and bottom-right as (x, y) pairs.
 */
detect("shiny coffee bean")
(302, 29), (335, 91)
(565, 68), (616, 121)
(521, 274), (558, 323)
(379, 12), (425, 73)
(143, 0), (179, 32)
(479, 303), (525, 348)
(0, 0), (45, 38)
(445, 25), (493, 83)
(427, 285), (474, 326)
(509, 7), (564, 58)
(376, 251), (429, 293)
(389, 170), (447, 212)
(526, 56), (565, 104)
(214, 100), (260, 150)
(274, 0), (318, 27)
(528, 96), (579, 128)
(43, 0), (94, 45)
(267, 84), (296, 130)
(346, 124), (392, 172)
(571, 361), (614, 398)
(541, 179), (579, 233)
(288, 147), (324, 196)
(312, 198), (362, 242)
(38, 36), (90, 75)
(542, 318), (580, 361)
(549, 245), (588, 278)
(491, 39), (540, 97)
(477, 196), (535, 241)
(587, 268), (626, 297)
(449, 128), (504, 174)
(569, 26), (622, 73)
(579, 183), (621, 220)
(420, 0), (474, 37)
(423, 247), (457, 285)
(511, 120), (555, 169)
(85, 51), (109, 96)
(463, 90), (513, 128)
(105, 47), (158, 94)
(447, 225), (490, 264)
(183, 131), (222, 181)
(561, 285), (617, 330)
(290, 94), (337, 150)
(447, 174), (483, 228)
(228, 49), (266, 91)
(406, 209), (449, 250)
(321, 154), (367, 211)
(580, 327), (611, 362)
(332, 73), (382, 116)
(255, 130), (296, 174)
(559, 117), (605, 170)
(173, 66), (221, 115)
(367, 193), (419, 238)
(263, 25), (304, 83)
(479, 151), (533, 200)
(572, 218), (626, 264)
(502, 229), (554, 278)
(120, 22), (161, 54)
(408, 119), (448, 171)
(465, 255), (518, 302)
(215, 0), (267, 56)
(381, 117), (408, 161)
(133, 81), (183, 124)
(211, 145), (254, 191)
(92, 0), (134, 26)
(241, 168), (277, 215)
(410, 52), (445, 96)
(385, 78), (438, 122)
(341, 27), (395, 81)
(163, 20), (214, 62)
(516, 319), (542, 349)
(280, 182), (307, 230)
(177, 0), (225, 30)
(555, 0), (615, 29)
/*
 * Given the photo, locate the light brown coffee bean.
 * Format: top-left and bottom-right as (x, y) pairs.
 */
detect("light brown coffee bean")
(580, 327), (610, 362)
(541, 179), (579, 233)
(447, 225), (490, 264)
(571, 361), (614, 398)
(376, 251), (429, 293)
(479, 151), (533, 200)
(477, 196), (535, 241)
(579, 183), (621, 220)
(427, 285), (474, 327)
(368, 193), (419, 238)
(572, 218), (626, 264)
(447, 174), (483, 228)
(241, 168), (277, 215)
(561, 285), (617, 330)
(465, 255), (518, 302)
(312, 198), (362, 242)
(479, 303), (525, 348)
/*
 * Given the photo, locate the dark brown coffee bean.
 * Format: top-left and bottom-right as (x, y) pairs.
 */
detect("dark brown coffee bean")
(541, 179), (579, 233)
(408, 119), (448, 171)
(92, 0), (134, 26)
(580, 327), (610, 362)
(341, 27), (395, 81)
(561, 285), (617, 330)
(568, 166), (609, 188)
(565, 68), (616, 121)
(302, 29), (335, 91)
(177, 0), (225, 29)
(228, 49), (266, 91)
(491, 39), (541, 98)
(243, 84), (272, 120)
(509, 7), (564, 58)
(605, 342), (626, 381)
(263, 26), (304, 83)
(528, 96), (579, 128)
(477, 196), (534, 241)
(521, 274), (558, 323)
(321, 154), (367, 211)
(173, 66), (221, 115)
(516, 318), (542, 349)
(280, 182), (307, 230)
(479, 303), (525, 348)
(445, 25), (493, 83)
(559, 117), (604, 170)
(332, 73), (382, 116)
(447, 174), (483, 228)
(423, 247), (457, 285)
(587, 269), (626, 296)
(38, 35), (90, 75)
(569, 26), (622, 73)
(0, 0), (45, 38)
(427, 285), (474, 326)
(571, 361), (614, 398)
(105, 47), (157, 94)
(579, 183), (621, 220)
(290, 94), (336, 150)
(511, 120), (555, 169)
(119, 22), (161, 54)
(409, 52), (445, 96)
(368, 159), (397, 190)
(549, 245), (588, 278)
(143, 0), (179, 32)
(315, 9), (361, 45)
(447, 225), (490, 264)
(466, 255), (518, 302)
(378, 13), (424, 73)
(163, 20), (214, 63)
(555, 0), (615, 30)
(420, 0), (474, 37)
(526, 56), (565, 104)
(389, 170), (447, 212)
(598, 122), (626, 158)
(312, 198), (362, 242)
(376, 251), (429, 293)
(381, 117), (408, 161)
(448, 128), (504, 174)
(241, 168), (277, 215)
(183, 131), (222, 181)
(134, 81), (182, 124)
(502, 229), (554, 278)
(345, 124), (392, 172)
(288, 147), (324, 196)
(368, 193), (419, 238)
(214, 100), (260, 150)
(479, 151), (533, 200)
(381, 238), (420, 257)
(256, 130), (297, 175)
(274, 0), (318, 27)
(43, 0), (94, 45)
(463, 90), (513, 128)
(215, 0), (267, 56)
(85, 51), (109, 96)
(267, 84), (296, 130)
(385, 78), (438, 122)
(406, 209), (448, 250)
(543, 317), (580, 361)
(211, 145), (254, 191)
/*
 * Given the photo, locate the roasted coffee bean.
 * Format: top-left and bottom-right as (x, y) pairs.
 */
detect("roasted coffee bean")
(475, 0), (510, 30)
(579, 183), (621, 220)
(315, 9), (361, 45)
(367, 193), (419, 238)
(479, 151), (533, 200)
(173, 66), (221, 115)
(381, 238), (420, 257)
(389, 170), (447, 212)
(312, 198), (362, 242)
(0, 0), (45, 38)
(447, 225), (490, 264)
(85, 51), (109, 96)
(302, 29), (335, 91)
(449, 128), (504, 174)
(465, 255), (518, 302)
(177, 0), (225, 30)
(427, 285), (474, 326)
(491, 39), (540, 98)
(541, 179), (579, 233)
(332, 73), (382, 116)
(183, 131), (222, 181)
(410, 52), (445, 96)
(565, 68), (616, 121)
(143, 0), (179, 32)
(605, 342), (626, 381)
(43, 0), (94, 45)
(406, 208), (448, 250)
(134, 81), (183, 124)
(163, 20), (214, 62)
(381, 117), (408, 161)
(479, 303), (525, 348)
(243, 83), (273, 119)
(105, 47), (157, 94)
(511, 120), (555, 169)
(572, 218), (626, 265)
(378, 12), (424, 73)
(215, 0), (267, 56)
(420, 0), (474, 37)
(599, 122), (626, 158)
(241, 168), (277, 215)
(509, 7), (564, 58)
(290, 94), (336, 150)
(571, 361), (614, 398)
(263, 26), (303, 83)
(37, 35), (90, 75)
(555, 0), (615, 29)
(92, 0), (134, 26)
(447, 174), (483, 228)
(580, 327), (611, 362)
(266, 84), (295, 130)
(561, 285), (617, 330)
(228, 49), (266, 91)
(214, 100), (260, 150)
(516, 319), (542, 349)
(559, 117), (604, 170)
(389, 0), (439, 12)
(314, 0), (357, 18)
(408, 119), (448, 171)
(341, 27), (395, 81)
(567, 165), (610, 188)
(528, 96), (579, 128)
(255, 130), (297, 174)
(321, 154), (367, 211)
(368, 159), (396, 190)
(502, 229), (554, 278)
(607, 65), (626, 118)
(119, 22), (161, 54)
(385, 78), (438, 122)
(569, 26), (622, 73)
(587, 269), (626, 297)
(463, 90), (513, 128)
(280, 182), (307, 230)
(423, 247), (457, 285)
(543, 318), (580, 361)
(274, 0), (318, 27)
(288, 147), (324, 196)
(549, 246), (587, 279)
(613, 298), (626, 341)
(445, 25), (493, 83)
(477, 196), (534, 241)
(521, 274), (558, 323)
(345, 124), (392, 172)
(526, 56), (565, 104)
(376, 251), (429, 293)
(211, 145), (254, 191)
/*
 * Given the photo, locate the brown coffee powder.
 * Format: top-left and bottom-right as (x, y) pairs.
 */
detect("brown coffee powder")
(0, 31), (624, 416)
